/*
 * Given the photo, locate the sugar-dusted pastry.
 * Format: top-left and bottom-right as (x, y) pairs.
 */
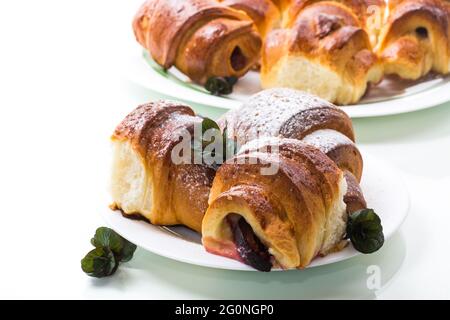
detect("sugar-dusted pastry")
(220, 88), (366, 210)
(378, 0), (450, 79)
(203, 89), (370, 270)
(110, 90), (383, 271)
(110, 101), (215, 233)
(282, 0), (386, 45)
(261, 2), (383, 104)
(203, 137), (348, 270)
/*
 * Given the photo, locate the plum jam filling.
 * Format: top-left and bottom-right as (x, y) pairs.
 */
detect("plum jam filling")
(230, 46), (247, 71)
(416, 27), (428, 39)
(227, 214), (272, 272)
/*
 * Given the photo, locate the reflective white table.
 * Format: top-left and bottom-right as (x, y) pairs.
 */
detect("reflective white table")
(0, 0), (449, 299)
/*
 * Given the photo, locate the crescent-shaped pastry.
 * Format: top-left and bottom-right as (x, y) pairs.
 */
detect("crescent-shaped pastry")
(203, 88), (368, 270)
(202, 138), (348, 269)
(378, 0), (450, 80)
(133, 0), (262, 84)
(261, 2), (383, 104)
(110, 101), (215, 233)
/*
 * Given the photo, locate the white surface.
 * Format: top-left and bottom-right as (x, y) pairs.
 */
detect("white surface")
(1, 0), (450, 299)
(102, 152), (409, 271)
(125, 49), (450, 118)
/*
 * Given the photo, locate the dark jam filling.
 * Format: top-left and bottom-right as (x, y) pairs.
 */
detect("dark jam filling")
(119, 210), (151, 223)
(416, 27), (428, 39)
(228, 214), (272, 272)
(230, 46), (247, 71)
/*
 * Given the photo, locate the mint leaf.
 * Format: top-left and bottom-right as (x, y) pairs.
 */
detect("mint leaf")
(120, 241), (137, 262)
(91, 227), (123, 254)
(205, 77), (233, 95)
(201, 117), (220, 135)
(81, 247), (118, 278)
(346, 209), (384, 254)
(90, 227), (137, 262)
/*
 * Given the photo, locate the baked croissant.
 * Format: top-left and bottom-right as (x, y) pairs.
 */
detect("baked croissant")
(110, 101), (215, 233)
(377, 0), (450, 80)
(261, 1), (383, 104)
(132, 0), (262, 84)
(220, 88), (366, 210)
(282, 0), (386, 45)
(204, 88), (367, 270)
(202, 138), (348, 270)
(218, 0), (281, 38)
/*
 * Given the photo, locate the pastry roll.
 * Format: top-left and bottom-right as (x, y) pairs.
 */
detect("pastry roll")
(219, 0), (281, 38)
(377, 0), (450, 79)
(219, 88), (355, 145)
(202, 138), (348, 269)
(283, 0), (386, 44)
(261, 2), (383, 104)
(133, 0), (262, 84)
(203, 88), (369, 270)
(220, 88), (366, 213)
(298, 129), (366, 213)
(110, 101), (215, 233)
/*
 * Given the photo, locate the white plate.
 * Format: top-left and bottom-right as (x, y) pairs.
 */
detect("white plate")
(124, 51), (450, 118)
(101, 150), (410, 271)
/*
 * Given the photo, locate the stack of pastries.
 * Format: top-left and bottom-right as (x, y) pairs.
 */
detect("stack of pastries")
(110, 88), (376, 271)
(133, 0), (450, 105)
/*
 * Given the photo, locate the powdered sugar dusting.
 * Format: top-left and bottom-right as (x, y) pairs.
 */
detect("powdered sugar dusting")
(302, 129), (354, 154)
(221, 88), (342, 145)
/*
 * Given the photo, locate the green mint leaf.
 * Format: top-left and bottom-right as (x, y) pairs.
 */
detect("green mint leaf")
(205, 77), (233, 96)
(190, 118), (224, 169)
(120, 240), (138, 262)
(346, 209), (384, 254)
(91, 227), (123, 255)
(225, 76), (238, 86)
(91, 227), (137, 262)
(201, 117), (220, 135)
(81, 247), (118, 278)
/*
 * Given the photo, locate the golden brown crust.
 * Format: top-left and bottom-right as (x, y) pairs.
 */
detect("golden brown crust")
(203, 184), (299, 266)
(174, 18), (261, 83)
(172, 164), (216, 232)
(132, 0), (450, 103)
(284, 0), (385, 28)
(217, 88), (365, 256)
(325, 143), (363, 181)
(132, 0), (262, 84)
(221, 88), (363, 187)
(238, 138), (343, 212)
(378, 0), (450, 79)
(204, 140), (345, 268)
(219, 88), (355, 145)
(302, 129), (363, 181)
(112, 101), (215, 232)
(261, 28), (290, 70)
(261, 2), (382, 104)
(343, 170), (367, 214)
(111, 91), (366, 269)
(282, 0), (386, 47)
(219, 0), (281, 37)
(112, 101), (194, 145)
(271, 0), (293, 11)
(288, 3), (367, 57)
(204, 89), (370, 268)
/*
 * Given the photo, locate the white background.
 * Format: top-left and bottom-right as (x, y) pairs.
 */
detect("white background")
(0, 0), (449, 299)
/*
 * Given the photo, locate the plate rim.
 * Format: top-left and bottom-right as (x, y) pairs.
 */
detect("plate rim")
(123, 52), (450, 118)
(101, 150), (410, 271)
